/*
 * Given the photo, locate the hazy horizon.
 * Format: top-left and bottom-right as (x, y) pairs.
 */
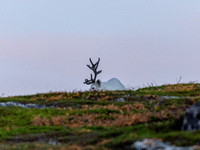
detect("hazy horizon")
(1, 1), (200, 96)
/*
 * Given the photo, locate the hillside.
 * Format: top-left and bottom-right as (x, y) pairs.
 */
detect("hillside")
(0, 83), (200, 149)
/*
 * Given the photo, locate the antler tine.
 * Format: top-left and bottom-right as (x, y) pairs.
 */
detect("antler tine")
(87, 58), (100, 70)
(94, 58), (100, 70)
(89, 58), (94, 66)
(84, 58), (102, 85)
(87, 58), (98, 68)
(94, 58), (100, 66)
(93, 58), (101, 82)
(83, 74), (93, 84)
(96, 70), (102, 75)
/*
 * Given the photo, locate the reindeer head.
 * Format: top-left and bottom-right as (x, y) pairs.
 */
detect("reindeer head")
(84, 58), (102, 91)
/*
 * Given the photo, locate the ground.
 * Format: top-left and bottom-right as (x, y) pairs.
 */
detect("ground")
(0, 83), (200, 149)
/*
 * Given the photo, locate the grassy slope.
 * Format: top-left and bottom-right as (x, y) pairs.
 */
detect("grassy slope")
(0, 83), (200, 149)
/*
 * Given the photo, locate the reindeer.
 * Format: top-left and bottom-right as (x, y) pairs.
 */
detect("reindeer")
(84, 58), (126, 91)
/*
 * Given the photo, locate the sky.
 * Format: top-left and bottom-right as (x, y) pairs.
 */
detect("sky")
(0, 1), (200, 96)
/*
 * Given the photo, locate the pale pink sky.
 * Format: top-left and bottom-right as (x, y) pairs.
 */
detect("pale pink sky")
(0, 1), (200, 96)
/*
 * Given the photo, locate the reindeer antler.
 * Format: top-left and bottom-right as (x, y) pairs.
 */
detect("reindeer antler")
(84, 58), (102, 85)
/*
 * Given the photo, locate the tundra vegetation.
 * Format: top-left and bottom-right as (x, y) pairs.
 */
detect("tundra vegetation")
(0, 83), (200, 149)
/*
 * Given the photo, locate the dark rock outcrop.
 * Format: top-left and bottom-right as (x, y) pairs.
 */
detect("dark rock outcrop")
(182, 102), (200, 131)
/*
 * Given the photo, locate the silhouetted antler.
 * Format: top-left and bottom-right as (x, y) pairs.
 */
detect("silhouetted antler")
(84, 58), (102, 85)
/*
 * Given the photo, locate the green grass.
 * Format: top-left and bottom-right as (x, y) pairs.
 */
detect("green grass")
(0, 83), (199, 149)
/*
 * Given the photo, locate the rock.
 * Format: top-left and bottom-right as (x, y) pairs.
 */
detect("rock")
(48, 139), (60, 145)
(114, 98), (125, 102)
(182, 102), (200, 131)
(131, 138), (193, 150)
(26, 103), (46, 109)
(160, 96), (181, 99)
(0, 102), (47, 109)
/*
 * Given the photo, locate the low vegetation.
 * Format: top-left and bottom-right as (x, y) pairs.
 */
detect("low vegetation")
(0, 83), (200, 149)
